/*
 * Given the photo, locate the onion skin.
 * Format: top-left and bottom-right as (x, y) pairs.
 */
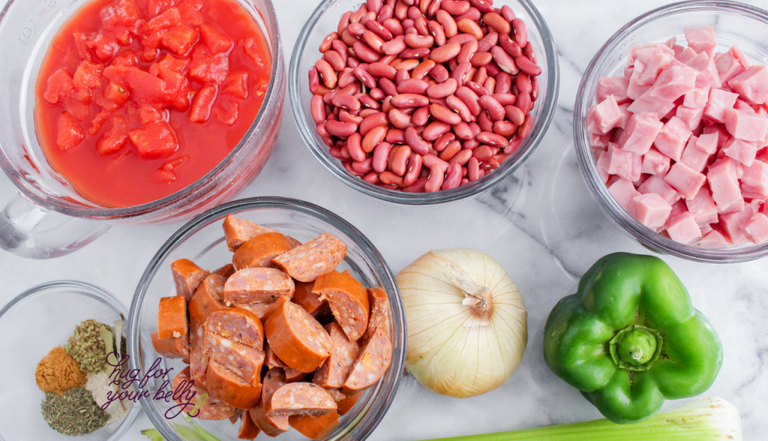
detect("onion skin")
(397, 248), (528, 398)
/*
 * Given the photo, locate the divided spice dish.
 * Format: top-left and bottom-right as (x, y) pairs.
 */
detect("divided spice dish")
(290, 0), (559, 204)
(129, 197), (406, 441)
(0, 281), (139, 441)
(574, 0), (768, 263)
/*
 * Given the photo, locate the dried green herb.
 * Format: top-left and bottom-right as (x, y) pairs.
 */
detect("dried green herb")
(41, 387), (108, 436)
(67, 319), (109, 375)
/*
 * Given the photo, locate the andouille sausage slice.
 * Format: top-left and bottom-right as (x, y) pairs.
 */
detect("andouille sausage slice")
(230, 409), (244, 425)
(265, 300), (332, 373)
(313, 271), (370, 341)
(172, 367), (236, 420)
(313, 323), (360, 388)
(336, 391), (362, 416)
(249, 368), (290, 436)
(158, 296), (188, 339)
(205, 308), (264, 350)
(224, 268), (295, 305)
(364, 288), (391, 341)
(189, 318), (209, 386)
(343, 326), (392, 392)
(265, 343), (306, 382)
(223, 215), (277, 252)
(232, 232), (300, 270)
(293, 282), (329, 318)
(189, 274), (228, 324)
(203, 331), (265, 384)
(213, 263), (236, 278)
(206, 360), (262, 409)
(273, 233), (347, 282)
(289, 411), (341, 440)
(238, 409), (261, 440)
(268, 382), (337, 417)
(151, 331), (189, 359)
(171, 259), (210, 300)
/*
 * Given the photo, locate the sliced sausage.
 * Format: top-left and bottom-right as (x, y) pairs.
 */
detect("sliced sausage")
(324, 388), (347, 402)
(222, 215), (277, 251)
(234, 302), (272, 320)
(237, 410), (261, 440)
(189, 318), (209, 386)
(249, 368), (290, 437)
(272, 233), (347, 282)
(293, 282), (330, 317)
(203, 331), (265, 384)
(213, 263), (236, 278)
(268, 383), (337, 417)
(205, 308), (265, 350)
(171, 259), (210, 300)
(364, 288), (391, 341)
(264, 300), (333, 373)
(265, 344), (307, 382)
(337, 391), (362, 416)
(343, 326), (392, 392)
(172, 367), (236, 420)
(151, 331), (189, 359)
(224, 268), (295, 305)
(313, 323), (360, 388)
(230, 409), (244, 425)
(189, 274), (228, 324)
(312, 271), (370, 341)
(158, 296), (188, 339)
(289, 411), (341, 440)
(232, 232), (300, 270)
(206, 360), (262, 409)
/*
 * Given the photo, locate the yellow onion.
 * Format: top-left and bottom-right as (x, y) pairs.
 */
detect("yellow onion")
(397, 248), (528, 398)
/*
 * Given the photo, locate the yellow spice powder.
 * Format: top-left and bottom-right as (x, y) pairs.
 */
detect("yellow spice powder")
(35, 346), (87, 395)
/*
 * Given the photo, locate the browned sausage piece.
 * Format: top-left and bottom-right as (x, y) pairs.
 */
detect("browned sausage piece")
(205, 308), (265, 350)
(223, 215), (277, 252)
(189, 274), (228, 324)
(171, 259), (210, 300)
(172, 367), (236, 420)
(289, 411), (341, 440)
(272, 233), (347, 282)
(151, 331), (189, 359)
(268, 382), (337, 417)
(230, 409), (244, 425)
(232, 232), (300, 270)
(158, 296), (188, 339)
(203, 331), (265, 384)
(312, 271), (370, 341)
(343, 326), (393, 392)
(249, 368), (290, 437)
(336, 391), (362, 416)
(293, 282), (329, 317)
(365, 288), (391, 341)
(189, 318), (209, 386)
(234, 302), (272, 320)
(213, 263), (236, 278)
(237, 409), (261, 440)
(206, 360), (262, 409)
(313, 323), (360, 388)
(324, 388), (346, 402)
(224, 268), (295, 305)
(265, 344), (307, 382)
(264, 300), (332, 373)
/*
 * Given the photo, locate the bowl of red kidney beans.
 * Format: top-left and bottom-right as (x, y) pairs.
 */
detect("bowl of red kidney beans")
(290, 0), (559, 204)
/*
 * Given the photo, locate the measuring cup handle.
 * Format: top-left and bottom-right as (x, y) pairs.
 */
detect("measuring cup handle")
(0, 192), (110, 259)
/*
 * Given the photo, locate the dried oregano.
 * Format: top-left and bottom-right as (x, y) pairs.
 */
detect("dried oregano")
(41, 387), (108, 436)
(67, 319), (109, 375)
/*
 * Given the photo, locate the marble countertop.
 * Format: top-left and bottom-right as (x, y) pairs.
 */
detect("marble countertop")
(2, 0), (767, 439)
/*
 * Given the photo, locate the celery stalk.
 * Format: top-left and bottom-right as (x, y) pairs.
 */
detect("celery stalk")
(421, 397), (741, 441)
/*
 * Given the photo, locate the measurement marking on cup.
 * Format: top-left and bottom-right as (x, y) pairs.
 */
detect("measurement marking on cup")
(18, 0), (58, 45)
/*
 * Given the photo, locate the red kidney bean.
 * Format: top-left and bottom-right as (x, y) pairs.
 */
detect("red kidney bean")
(516, 72), (531, 95)
(340, 110), (362, 126)
(403, 152), (423, 185)
(515, 55), (542, 76)
(378, 77), (399, 96)
(465, 80), (489, 97)
(412, 106), (431, 126)
(383, 18), (405, 36)
(455, 6), (481, 22)
(353, 41), (382, 62)
(458, 40), (479, 64)
(370, 87), (386, 100)
(388, 108), (412, 129)
(430, 42), (461, 63)
(429, 64), (449, 83)
(405, 33), (434, 48)
(449, 149), (473, 166)
(380, 170), (405, 186)
(397, 78), (430, 94)
(394, 1), (408, 19)
(329, 147), (344, 158)
(446, 95), (472, 122)
(369, 62), (398, 80)
(504, 135), (522, 155)
(467, 157), (480, 181)
(389, 144), (412, 176)
(491, 46), (519, 75)
(332, 93), (362, 112)
(415, 16), (430, 36)
(395, 58), (420, 70)
(326, 120), (357, 137)
(364, 171), (380, 183)
(456, 18), (482, 39)
(477, 31), (498, 52)
(405, 126), (430, 154)
(422, 153), (449, 172)
(362, 125), (388, 152)
(469, 0), (493, 13)
(493, 120), (517, 137)
(428, 21), (447, 46)
(368, 0), (383, 13)
(346, 133), (366, 161)
(454, 86), (481, 116)
(478, 95), (505, 121)
(450, 121), (472, 140)
(402, 18), (415, 30)
(429, 103), (461, 125)
(441, 163), (462, 190)
(380, 35), (406, 55)
(436, 10), (458, 38)
(531, 75), (539, 101)
(483, 76), (496, 95)
(423, 121), (451, 140)
(366, 18), (394, 41)
(495, 72), (511, 94)
(338, 11), (353, 34)
(483, 12), (510, 34)
(364, 10), (378, 23)
(372, 141), (392, 172)
(394, 70), (409, 89)
(477, 110), (493, 132)
(311, 95), (326, 124)
(504, 105), (525, 126)
(516, 92), (531, 113)
(434, 132), (455, 152)
(377, 4), (394, 22)
(425, 164), (445, 192)
(320, 32), (338, 53)
(403, 176), (428, 192)
(523, 40), (536, 61)
(493, 93), (515, 106)
(499, 33), (522, 58)
(470, 51), (492, 68)
(439, 140), (461, 161)
(412, 60), (436, 79)
(386, 128), (405, 143)
(473, 67), (487, 86)
(426, 78), (458, 98)
(448, 61), (472, 86)
(442, 0), (470, 15)
(360, 112), (388, 135)
(349, 22), (366, 37)
(476, 131), (509, 148)
(309, 66), (320, 94)
(315, 59), (338, 89)
(391, 93), (429, 107)
(518, 114), (533, 139)
(512, 18), (528, 48)
(500, 5), (515, 22)
(341, 29), (357, 46)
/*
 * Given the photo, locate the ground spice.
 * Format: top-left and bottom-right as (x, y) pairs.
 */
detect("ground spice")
(35, 346), (87, 395)
(67, 319), (109, 375)
(41, 387), (108, 436)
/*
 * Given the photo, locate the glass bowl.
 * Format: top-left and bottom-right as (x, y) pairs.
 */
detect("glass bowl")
(128, 197), (406, 441)
(574, 0), (768, 263)
(290, 0), (559, 205)
(0, 0), (285, 258)
(0, 281), (139, 441)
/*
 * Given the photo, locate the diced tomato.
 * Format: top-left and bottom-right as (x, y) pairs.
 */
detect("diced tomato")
(73, 60), (104, 90)
(157, 54), (189, 73)
(57, 112), (84, 151)
(189, 45), (229, 84)
(156, 169), (177, 182)
(104, 81), (131, 105)
(86, 31), (119, 62)
(177, 0), (204, 25)
(129, 121), (178, 158)
(73, 33), (92, 60)
(189, 85), (217, 122)
(99, 0), (141, 32)
(88, 108), (114, 135)
(242, 38), (266, 69)
(221, 71), (248, 99)
(141, 28), (165, 50)
(139, 106), (166, 125)
(44, 69), (74, 104)
(93, 90), (119, 112)
(104, 65), (172, 107)
(152, 64), (190, 110)
(199, 23), (233, 55)
(111, 50), (139, 67)
(97, 115), (129, 155)
(161, 24), (198, 57)
(142, 47), (160, 62)
(66, 100), (93, 121)
(214, 99), (238, 126)
(146, 0), (177, 17)
(70, 87), (92, 104)
(147, 7), (182, 30)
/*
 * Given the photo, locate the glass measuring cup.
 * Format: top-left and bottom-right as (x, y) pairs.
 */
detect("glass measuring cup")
(0, 0), (286, 259)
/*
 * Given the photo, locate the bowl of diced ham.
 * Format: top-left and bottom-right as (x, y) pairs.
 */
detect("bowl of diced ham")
(574, 0), (768, 263)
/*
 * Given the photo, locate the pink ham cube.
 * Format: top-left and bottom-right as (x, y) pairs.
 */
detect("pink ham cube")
(590, 132), (609, 148)
(695, 64), (722, 90)
(731, 45), (752, 69)
(686, 186), (719, 226)
(723, 108), (768, 142)
(677, 46), (697, 64)
(618, 113), (664, 154)
(648, 62), (698, 101)
(683, 86), (710, 109)
(630, 193), (672, 229)
(676, 106), (705, 131)
(639, 175), (681, 205)
(665, 212), (702, 244)
(664, 162), (707, 199)
(627, 90), (676, 118)
(734, 99), (758, 114)
(589, 95), (623, 134)
(642, 147), (671, 175)
(604, 143), (642, 182)
(684, 27), (718, 55)
(597, 77), (631, 104)
(686, 51), (711, 71)
(609, 178), (641, 211)
(617, 103), (632, 129)
(722, 137), (758, 166)
(696, 230), (732, 248)
(745, 213), (768, 244)
(719, 201), (760, 245)
(728, 65), (768, 105)
(654, 116), (692, 161)
(741, 159), (768, 198)
(632, 47), (675, 86)
(680, 135), (710, 172)
(702, 125), (729, 150)
(715, 51), (746, 84)
(708, 158), (745, 213)
(703, 88), (739, 123)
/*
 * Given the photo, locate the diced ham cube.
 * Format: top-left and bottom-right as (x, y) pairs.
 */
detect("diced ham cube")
(665, 212), (702, 244)
(686, 186), (719, 226)
(731, 45), (752, 69)
(667, 199), (688, 221)
(719, 201), (760, 245)
(715, 51), (746, 84)
(703, 88), (738, 123)
(680, 135), (710, 172)
(629, 193), (672, 229)
(741, 160), (768, 198)
(695, 63), (722, 90)
(701, 125), (729, 150)
(734, 99), (758, 114)
(683, 27), (718, 55)
(642, 148), (671, 176)
(618, 113), (664, 154)
(676, 105), (705, 131)
(723, 108), (768, 142)
(677, 47), (698, 64)
(588, 95), (622, 134)
(596, 151), (610, 184)
(627, 90), (676, 118)
(609, 178), (641, 211)
(597, 76), (630, 104)
(590, 132), (609, 148)
(604, 143), (642, 182)
(664, 162), (707, 199)
(639, 175), (681, 205)
(654, 116), (692, 161)
(617, 103), (632, 129)
(683, 86), (710, 109)
(744, 213), (768, 244)
(649, 62), (698, 101)
(723, 137), (758, 166)
(686, 51), (710, 71)
(708, 158), (745, 213)
(728, 65), (768, 105)
(696, 230), (732, 249)
(632, 47), (675, 86)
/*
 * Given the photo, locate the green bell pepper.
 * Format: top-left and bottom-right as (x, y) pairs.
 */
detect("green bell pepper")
(543, 253), (723, 424)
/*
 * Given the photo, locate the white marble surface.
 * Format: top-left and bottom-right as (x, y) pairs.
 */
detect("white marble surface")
(2, 0), (767, 439)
